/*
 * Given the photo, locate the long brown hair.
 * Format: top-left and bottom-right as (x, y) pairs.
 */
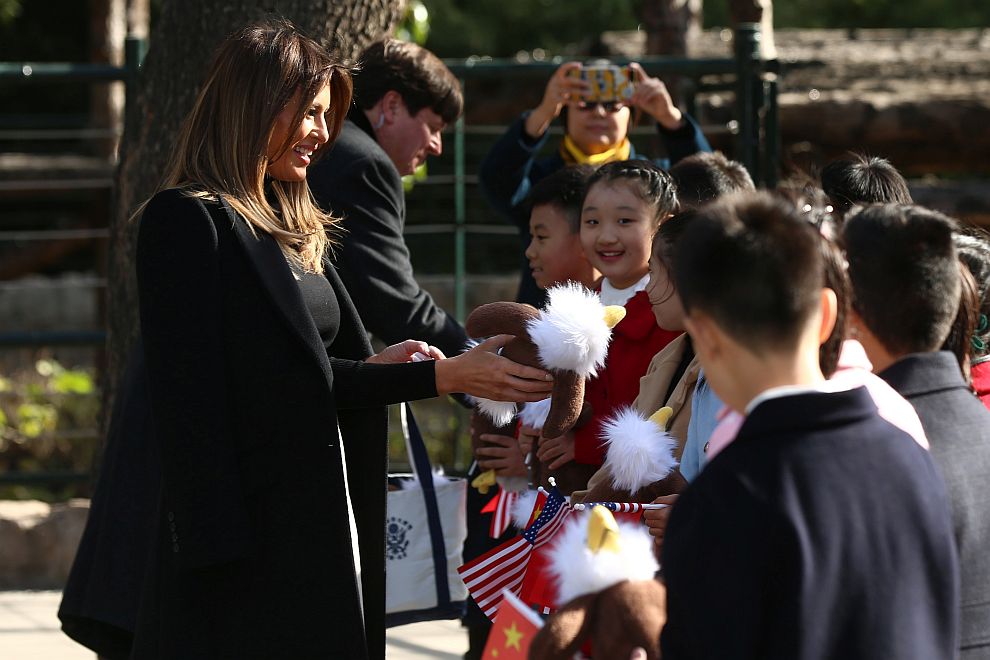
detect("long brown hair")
(154, 19), (353, 272)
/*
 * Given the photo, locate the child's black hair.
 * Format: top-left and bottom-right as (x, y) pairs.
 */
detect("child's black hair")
(669, 152), (755, 209)
(525, 164), (597, 233)
(820, 152), (912, 218)
(842, 204), (960, 357)
(673, 191), (824, 352)
(953, 230), (990, 364)
(583, 159), (678, 225)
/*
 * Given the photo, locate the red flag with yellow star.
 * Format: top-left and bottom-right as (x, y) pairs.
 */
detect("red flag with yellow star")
(482, 589), (544, 660)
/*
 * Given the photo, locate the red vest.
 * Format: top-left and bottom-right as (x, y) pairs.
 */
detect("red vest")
(573, 290), (681, 465)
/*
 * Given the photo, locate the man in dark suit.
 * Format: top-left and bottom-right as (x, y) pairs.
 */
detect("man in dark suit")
(308, 39), (467, 359)
(844, 203), (990, 659)
(307, 40), (499, 658)
(660, 193), (959, 659)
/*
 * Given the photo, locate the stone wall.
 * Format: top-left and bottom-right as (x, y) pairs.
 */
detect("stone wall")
(0, 499), (89, 589)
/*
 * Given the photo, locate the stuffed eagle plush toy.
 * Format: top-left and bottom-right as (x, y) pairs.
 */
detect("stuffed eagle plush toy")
(466, 283), (625, 494)
(529, 505), (667, 660)
(577, 405), (687, 504)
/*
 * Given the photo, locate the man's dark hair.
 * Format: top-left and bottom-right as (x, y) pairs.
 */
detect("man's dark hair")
(673, 192), (824, 351)
(525, 164), (596, 233)
(584, 159), (678, 224)
(353, 39), (463, 123)
(820, 152), (912, 218)
(842, 204), (960, 356)
(669, 152), (755, 209)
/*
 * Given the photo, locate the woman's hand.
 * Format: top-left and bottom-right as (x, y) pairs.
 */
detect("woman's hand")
(536, 431), (575, 470)
(434, 334), (553, 401)
(366, 340), (445, 365)
(524, 61), (588, 139)
(476, 433), (528, 477)
(643, 493), (679, 555)
(628, 62), (683, 131)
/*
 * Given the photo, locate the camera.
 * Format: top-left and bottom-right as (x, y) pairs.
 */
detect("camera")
(567, 64), (634, 103)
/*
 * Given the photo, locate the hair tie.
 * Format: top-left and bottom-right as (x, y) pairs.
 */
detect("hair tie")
(972, 313), (989, 352)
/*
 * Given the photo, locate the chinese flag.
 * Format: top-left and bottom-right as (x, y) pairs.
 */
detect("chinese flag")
(482, 589), (544, 660)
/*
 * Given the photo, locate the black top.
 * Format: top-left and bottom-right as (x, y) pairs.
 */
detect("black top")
(661, 387), (959, 660)
(880, 351), (990, 658)
(287, 258), (340, 349)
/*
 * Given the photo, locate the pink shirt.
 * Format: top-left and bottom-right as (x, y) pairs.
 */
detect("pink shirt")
(706, 340), (929, 462)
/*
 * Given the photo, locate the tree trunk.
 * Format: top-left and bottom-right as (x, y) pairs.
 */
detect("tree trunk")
(88, 0), (126, 161)
(728, 0), (777, 59)
(639, 0), (703, 105)
(104, 0), (403, 430)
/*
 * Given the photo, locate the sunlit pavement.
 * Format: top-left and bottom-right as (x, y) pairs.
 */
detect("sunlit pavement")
(0, 591), (469, 659)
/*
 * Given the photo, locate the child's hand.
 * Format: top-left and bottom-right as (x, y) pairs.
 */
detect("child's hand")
(628, 62), (683, 131)
(536, 431), (576, 470)
(644, 493), (679, 555)
(476, 433), (528, 477)
(517, 425), (540, 455)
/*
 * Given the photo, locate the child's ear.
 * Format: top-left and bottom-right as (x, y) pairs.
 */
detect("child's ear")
(683, 311), (721, 364)
(818, 287), (838, 345)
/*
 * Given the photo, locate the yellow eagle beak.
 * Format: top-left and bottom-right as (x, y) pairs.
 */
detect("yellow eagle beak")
(586, 505), (621, 554)
(471, 468), (497, 495)
(603, 305), (627, 329)
(648, 406), (674, 431)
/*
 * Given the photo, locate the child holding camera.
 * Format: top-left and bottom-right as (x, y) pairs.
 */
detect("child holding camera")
(480, 60), (711, 307)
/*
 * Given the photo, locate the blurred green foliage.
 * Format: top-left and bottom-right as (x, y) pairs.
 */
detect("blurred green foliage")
(0, 360), (99, 501)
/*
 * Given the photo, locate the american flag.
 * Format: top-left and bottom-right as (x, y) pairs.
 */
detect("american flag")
(458, 486), (571, 620)
(577, 501), (649, 514)
(481, 487), (519, 538)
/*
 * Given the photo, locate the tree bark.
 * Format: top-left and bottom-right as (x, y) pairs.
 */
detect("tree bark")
(104, 0), (403, 430)
(88, 0), (126, 161)
(639, 0), (703, 105)
(728, 0), (777, 59)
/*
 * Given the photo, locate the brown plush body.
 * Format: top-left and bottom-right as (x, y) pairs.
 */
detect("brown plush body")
(529, 579), (667, 660)
(576, 469), (687, 505)
(466, 302), (587, 440)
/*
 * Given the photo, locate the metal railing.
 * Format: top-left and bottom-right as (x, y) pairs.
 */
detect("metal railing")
(0, 24), (780, 486)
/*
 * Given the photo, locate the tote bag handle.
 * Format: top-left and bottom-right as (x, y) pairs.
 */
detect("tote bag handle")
(399, 403), (453, 610)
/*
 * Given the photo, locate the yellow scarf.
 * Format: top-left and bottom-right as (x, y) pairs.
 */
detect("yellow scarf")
(560, 135), (631, 165)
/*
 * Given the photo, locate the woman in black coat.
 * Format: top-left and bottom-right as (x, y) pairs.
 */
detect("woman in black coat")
(80, 20), (552, 660)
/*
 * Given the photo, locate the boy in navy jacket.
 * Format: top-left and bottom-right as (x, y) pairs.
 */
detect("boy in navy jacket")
(660, 192), (959, 660)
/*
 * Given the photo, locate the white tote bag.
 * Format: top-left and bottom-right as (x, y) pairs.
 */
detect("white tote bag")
(385, 404), (468, 626)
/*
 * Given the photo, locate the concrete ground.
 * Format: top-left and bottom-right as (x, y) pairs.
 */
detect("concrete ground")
(0, 591), (469, 659)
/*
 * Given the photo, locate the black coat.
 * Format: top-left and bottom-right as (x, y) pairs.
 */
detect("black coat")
(59, 341), (158, 659)
(127, 188), (437, 659)
(308, 114), (468, 360)
(661, 387), (959, 660)
(880, 351), (990, 659)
